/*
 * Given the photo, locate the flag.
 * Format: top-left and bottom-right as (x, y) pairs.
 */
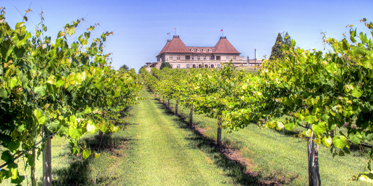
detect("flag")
(220, 29), (223, 31)
(173, 28), (176, 30)
(167, 32), (170, 35)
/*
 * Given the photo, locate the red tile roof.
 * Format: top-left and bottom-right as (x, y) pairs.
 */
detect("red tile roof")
(157, 36), (190, 56)
(214, 36), (240, 54)
(157, 35), (240, 56)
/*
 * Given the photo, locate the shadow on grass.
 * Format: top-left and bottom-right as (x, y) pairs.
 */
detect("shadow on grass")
(151, 99), (275, 185)
(181, 125), (272, 185)
(48, 128), (136, 185)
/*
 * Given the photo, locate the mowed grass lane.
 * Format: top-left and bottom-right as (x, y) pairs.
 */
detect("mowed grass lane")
(111, 89), (237, 185)
(166, 98), (371, 186)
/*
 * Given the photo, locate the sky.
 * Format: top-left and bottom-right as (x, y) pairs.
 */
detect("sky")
(1, 0), (372, 72)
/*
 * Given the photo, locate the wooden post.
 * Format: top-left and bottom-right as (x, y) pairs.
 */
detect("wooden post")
(308, 126), (320, 186)
(43, 127), (52, 186)
(175, 100), (178, 115)
(217, 112), (222, 147)
(31, 142), (36, 186)
(189, 104), (193, 127)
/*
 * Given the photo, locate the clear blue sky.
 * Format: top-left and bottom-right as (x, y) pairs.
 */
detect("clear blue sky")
(2, 0), (372, 71)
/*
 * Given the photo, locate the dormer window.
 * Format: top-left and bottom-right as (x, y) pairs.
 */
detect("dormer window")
(208, 49), (212, 52)
(197, 49), (200, 52)
(191, 49), (194, 52)
(203, 49), (206, 52)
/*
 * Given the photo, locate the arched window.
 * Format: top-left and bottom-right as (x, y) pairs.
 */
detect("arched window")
(192, 64), (196, 68)
(198, 64), (202, 68)
(197, 49), (200, 52)
(203, 49), (206, 52)
(217, 64), (221, 68)
(211, 64), (214, 68)
(205, 64), (208, 68)
(186, 64), (190, 68)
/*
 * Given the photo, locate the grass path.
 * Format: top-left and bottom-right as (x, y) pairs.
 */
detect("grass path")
(111, 89), (241, 185)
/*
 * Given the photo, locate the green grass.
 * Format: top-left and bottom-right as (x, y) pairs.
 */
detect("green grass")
(3, 88), (261, 185)
(165, 97), (371, 186)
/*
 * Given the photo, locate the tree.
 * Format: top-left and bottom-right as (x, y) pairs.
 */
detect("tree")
(269, 33), (284, 60)
(139, 65), (147, 74)
(119, 64), (129, 71)
(284, 32), (292, 48)
(160, 62), (172, 70)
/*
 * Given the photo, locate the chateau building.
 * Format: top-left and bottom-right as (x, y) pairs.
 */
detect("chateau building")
(146, 35), (255, 71)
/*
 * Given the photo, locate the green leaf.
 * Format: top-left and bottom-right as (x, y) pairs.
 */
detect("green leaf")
(0, 87), (9, 98)
(276, 121), (284, 130)
(312, 122), (326, 137)
(322, 136), (332, 147)
(33, 109), (46, 124)
(1, 150), (13, 162)
(8, 77), (17, 89)
(55, 79), (65, 87)
(8, 141), (19, 152)
(305, 115), (316, 124)
(66, 26), (76, 36)
(35, 85), (47, 97)
(57, 126), (68, 136)
(47, 120), (60, 132)
(285, 122), (295, 131)
(86, 120), (97, 134)
(359, 172), (373, 183)
(57, 31), (65, 38)
(84, 107), (92, 114)
(333, 136), (348, 149)
(94, 150), (100, 158)
(351, 86), (363, 98)
(11, 168), (17, 179)
(349, 131), (362, 145)
(82, 149), (90, 159)
(68, 128), (82, 139)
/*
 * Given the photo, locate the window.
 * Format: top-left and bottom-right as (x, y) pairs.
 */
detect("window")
(192, 64), (196, 68)
(208, 49), (212, 52)
(226, 56), (229, 59)
(203, 56), (206, 60)
(216, 56), (221, 60)
(197, 56), (200, 60)
(177, 55), (180, 60)
(211, 64), (215, 68)
(186, 55), (190, 60)
(177, 64), (180, 68)
(197, 49), (200, 52)
(210, 56), (214, 60)
(169, 56), (173, 60)
(233, 56), (236, 59)
(186, 64), (190, 68)
(203, 49), (206, 52)
(191, 49), (194, 52)
(217, 64), (221, 68)
(192, 56), (194, 60)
